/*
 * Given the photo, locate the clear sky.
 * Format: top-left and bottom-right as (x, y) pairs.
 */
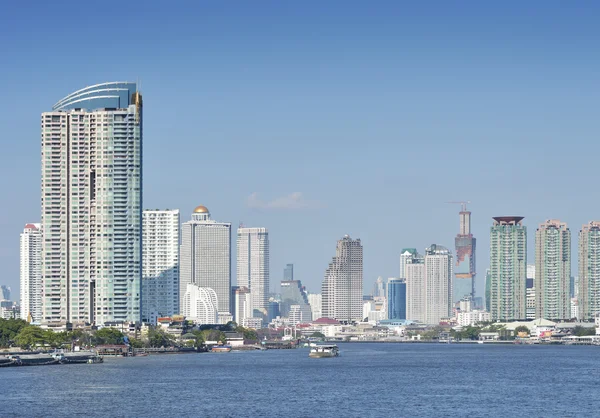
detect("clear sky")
(1, 1), (599, 297)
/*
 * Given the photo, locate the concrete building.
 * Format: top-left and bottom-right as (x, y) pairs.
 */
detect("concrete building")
(400, 248), (417, 279)
(307, 293), (322, 321)
(180, 205), (232, 321)
(142, 209), (180, 325)
(284, 264), (294, 281)
(457, 310), (491, 326)
(485, 269), (491, 313)
(424, 245), (453, 325)
(578, 221), (600, 320)
(41, 82), (142, 326)
(281, 280), (312, 322)
(321, 235), (363, 322)
(20, 223), (42, 323)
(453, 203), (476, 303)
(237, 227), (269, 314)
(232, 286), (252, 326)
(373, 276), (385, 298)
(1, 286), (10, 301)
(387, 278), (406, 320)
(406, 252), (425, 323)
(489, 217), (527, 321)
(526, 265), (535, 320)
(535, 220), (571, 321)
(182, 284), (218, 325)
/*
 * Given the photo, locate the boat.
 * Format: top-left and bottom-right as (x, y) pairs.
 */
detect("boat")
(58, 351), (104, 364)
(211, 345), (232, 353)
(8, 354), (60, 366)
(0, 356), (17, 367)
(309, 344), (340, 358)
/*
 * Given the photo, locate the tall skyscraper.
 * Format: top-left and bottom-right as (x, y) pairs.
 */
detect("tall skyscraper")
(41, 82), (142, 326)
(535, 220), (571, 320)
(373, 276), (385, 298)
(424, 244), (453, 324)
(387, 278), (406, 320)
(406, 252), (425, 322)
(321, 235), (363, 322)
(180, 205), (232, 320)
(20, 223), (42, 322)
(232, 286), (252, 326)
(489, 217), (527, 321)
(484, 269), (491, 312)
(453, 203), (476, 302)
(307, 293), (322, 320)
(578, 221), (600, 320)
(1, 286), (10, 301)
(142, 209), (180, 324)
(399, 248), (417, 279)
(280, 280), (312, 322)
(237, 227), (269, 314)
(283, 264), (294, 281)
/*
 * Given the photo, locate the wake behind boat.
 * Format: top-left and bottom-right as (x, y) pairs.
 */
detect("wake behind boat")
(309, 344), (340, 358)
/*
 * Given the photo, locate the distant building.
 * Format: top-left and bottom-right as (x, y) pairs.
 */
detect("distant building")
(489, 217), (527, 321)
(142, 209), (180, 325)
(267, 301), (280, 323)
(284, 264), (294, 281)
(1, 286), (10, 301)
(472, 297), (484, 310)
(485, 269), (491, 313)
(20, 223), (42, 323)
(457, 310), (491, 327)
(535, 220), (571, 321)
(406, 252), (426, 323)
(321, 235), (363, 322)
(183, 284), (218, 325)
(424, 244), (453, 325)
(571, 298), (579, 320)
(387, 278), (406, 320)
(373, 276), (385, 298)
(400, 248), (417, 279)
(233, 286), (252, 326)
(578, 221), (600, 320)
(454, 204), (476, 303)
(526, 265), (535, 320)
(237, 227), (269, 314)
(281, 280), (312, 322)
(307, 293), (322, 321)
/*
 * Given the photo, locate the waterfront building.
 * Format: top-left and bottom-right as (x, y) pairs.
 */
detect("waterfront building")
(232, 286), (252, 326)
(571, 298), (579, 320)
(535, 220), (571, 321)
(237, 227), (269, 314)
(387, 278), (406, 320)
(321, 235), (363, 322)
(489, 217), (527, 321)
(1, 286), (10, 301)
(453, 204), (476, 303)
(400, 248), (417, 279)
(578, 221), (600, 320)
(180, 206), (232, 321)
(424, 245), (453, 325)
(182, 284), (218, 325)
(41, 82), (142, 326)
(281, 280), (312, 321)
(406, 252), (425, 323)
(284, 264), (294, 281)
(457, 310), (491, 327)
(526, 265), (535, 320)
(141, 210), (180, 324)
(307, 293), (322, 321)
(20, 223), (42, 323)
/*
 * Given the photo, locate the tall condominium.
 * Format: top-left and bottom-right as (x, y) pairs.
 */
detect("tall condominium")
(142, 209), (180, 324)
(399, 248), (417, 279)
(237, 227), (269, 314)
(180, 205), (231, 320)
(489, 217), (527, 321)
(424, 244), (453, 324)
(454, 203), (476, 302)
(41, 82), (142, 326)
(232, 286), (252, 326)
(387, 278), (406, 320)
(535, 220), (571, 320)
(578, 221), (600, 320)
(307, 293), (322, 321)
(321, 235), (363, 322)
(284, 264), (294, 281)
(406, 252), (425, 322)
(20, 223), (42, 322)
(484, 269), (491, 312)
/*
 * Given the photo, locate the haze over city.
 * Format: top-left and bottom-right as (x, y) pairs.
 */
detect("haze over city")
(2, 2), (600, 297)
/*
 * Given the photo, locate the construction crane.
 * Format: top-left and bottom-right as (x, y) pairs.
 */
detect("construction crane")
(447, 201), (471, 212)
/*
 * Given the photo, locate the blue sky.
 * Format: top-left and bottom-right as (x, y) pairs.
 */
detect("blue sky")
(1, 2), (599, 297)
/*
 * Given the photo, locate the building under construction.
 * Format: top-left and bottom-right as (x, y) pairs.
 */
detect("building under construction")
(451, 202), (476, 303)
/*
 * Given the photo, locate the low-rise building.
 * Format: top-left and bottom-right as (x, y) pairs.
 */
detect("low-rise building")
(456, 310), (491, 326)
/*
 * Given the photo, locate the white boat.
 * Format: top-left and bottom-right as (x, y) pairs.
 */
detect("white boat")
(309, 344), (340, 358)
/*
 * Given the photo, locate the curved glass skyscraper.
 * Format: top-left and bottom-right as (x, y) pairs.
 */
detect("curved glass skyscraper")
(41, 82), (142, 327)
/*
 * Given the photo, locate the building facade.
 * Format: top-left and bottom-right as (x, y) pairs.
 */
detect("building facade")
(489, 217), (527, 321)
(307, 293), (322, 321)
(321, 235), (363, 322)
(236, 227), (269, 314)
(400, 248), (417, 279)
(180, 206), (232, 320)
(578, 221), (600, 320)
(424, 245), (453, 325)
(20, 223), (42, 322)
(281, 280), (312, 322)
(387, 278), (406, 320)
(1, 286), (10, 301)
(284, 264), (294, 281)
(142, 209), (180, 324)
(454, 204), (476, 303)
(535, 220), (571, 320)
(232, 286), (252, 326)
(41, 82), (142, 326)
(182, 284), (218, 325)
(406, 252), (425, 322)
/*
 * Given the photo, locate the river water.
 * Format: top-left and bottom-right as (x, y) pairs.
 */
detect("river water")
(2, 343), (600, 417)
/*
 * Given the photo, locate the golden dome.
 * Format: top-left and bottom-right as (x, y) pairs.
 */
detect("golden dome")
(193, 205), (209, 213)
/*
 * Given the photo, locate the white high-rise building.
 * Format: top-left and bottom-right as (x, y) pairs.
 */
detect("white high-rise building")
(400, 248), (418, 279)
(180, 205), (232, 319)
(424, 245), (453, 325)
(183, 284), (218, 325)
(578, 221), (600, 320)
(233, 286), (252, 326)
(405, 252), (425, 323)
(142, 210), (180, 324)
(41, 83), (142, 326)
(307, 293), (322, 320)
(321, 235), (363, 322)
(20, 223), (42, 323)
(236, 227), (269, 315)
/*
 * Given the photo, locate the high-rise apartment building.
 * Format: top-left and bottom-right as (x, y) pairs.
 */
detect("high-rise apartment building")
(232, 286), (252, 326)
(180, 206), (231, 320)
(578, 221), (600, 320)
(485, 269), (491, 312)
(424, 245), (453, 324)
(182, 284), (218, 325)
(284, 264), (294, 281)
(20, 223), (42, 322)
(237, 227), (269, 314)
(489, 217), (527, 321)
(535, 220), (571, 320)
(400, 248), (417, 279)
(41, 82), (142, 326)
(142, 209), (180, 324)
(454, 204), (476, 302)
(307, 293), (322, 321)
(405, 252), (425, 322)
(387, 278), (406, 320)
(321, 235), (363, 322)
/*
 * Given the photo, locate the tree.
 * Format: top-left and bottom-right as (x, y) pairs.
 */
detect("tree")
(0, 318), (30, 347)
(14, 326), (46, 349)
(573, 326), (596, 337)
(514, 326), (529, 336)
(147, 327), (175, 348)
(94, 328), (125, 345)
(310, 332), (326, 340)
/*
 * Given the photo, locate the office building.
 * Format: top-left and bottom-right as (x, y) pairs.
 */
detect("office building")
(41, 82), (142, 326)
(387, 278), (406, 320)
(180, 205), (232, 321)
(535, 220), (571, 320)
(400, 248), (417, 279)
(424, 245), (453, 325)
(578, 221), (600, 320)
(1, 286), (10, 301)
(321, 235), (363, 322)
(489, 217), (527, 321)
(281, 280), (312, 322)
(142, 209), (180, 324)
(307, 293), (322, 321)
(284, 264), (294, 281)
(373, 276), (385, 298)
(406, 252), (425, 322)
(182, 284), (218, 325)
(237, 227), (269, 314)
(20, 223), (42, 322)
(453, 203), (476, 302)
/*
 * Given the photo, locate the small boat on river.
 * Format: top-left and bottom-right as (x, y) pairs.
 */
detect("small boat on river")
(309, 344), (340, 358)
(211, 345), (232, 353)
